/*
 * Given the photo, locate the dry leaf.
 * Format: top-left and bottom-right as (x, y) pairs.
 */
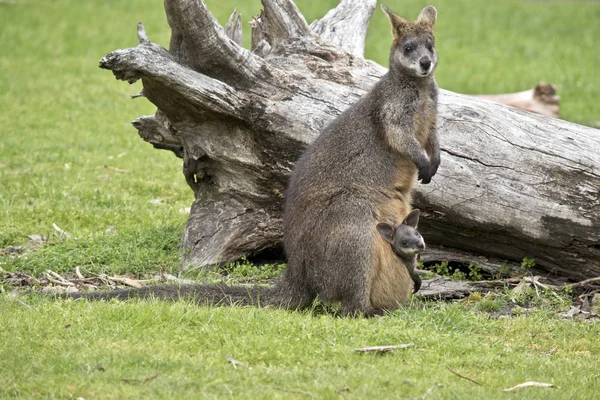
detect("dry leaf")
(503, 381), (560, 391)
(354, 343), (413, 353)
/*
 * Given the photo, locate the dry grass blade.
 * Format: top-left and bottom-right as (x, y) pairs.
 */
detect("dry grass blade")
(503, 381), (560, 391)
(354, 343), (413, 353)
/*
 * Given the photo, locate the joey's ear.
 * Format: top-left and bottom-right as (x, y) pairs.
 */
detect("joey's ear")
(376, 223), (395, 244)
(416, 5), (437, 27)
(381, 4), (410, 40)
(402, 209), (420, 229)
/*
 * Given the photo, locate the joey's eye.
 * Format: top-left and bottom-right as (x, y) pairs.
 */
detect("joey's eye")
(402, 240), (408, 245)
(415, 232), (421, 237)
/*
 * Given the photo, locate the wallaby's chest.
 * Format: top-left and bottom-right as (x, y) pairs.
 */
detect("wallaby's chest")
(414, 91), (436, 145)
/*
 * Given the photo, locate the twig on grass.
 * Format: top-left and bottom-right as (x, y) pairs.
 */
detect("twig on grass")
(503, 381), (560, 391)
(259, 385), (316, 398)
(226, 356), (246, 368)
(44, 273), (75, 287)
(354, 343), (414, 353)
(121, 372), (160, 384)
(447, 367), (482, 386)
(52, 223), (71, 238)
(46, 270), (70, 283)
(75, 266), (85, 280)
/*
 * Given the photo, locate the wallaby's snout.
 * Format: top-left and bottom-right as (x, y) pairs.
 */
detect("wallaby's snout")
(419, 57), (432, 73)
(417, 241), (425, 250)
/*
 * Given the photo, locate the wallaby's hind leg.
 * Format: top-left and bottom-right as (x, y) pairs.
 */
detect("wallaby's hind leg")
(311, 201), (382, 318)
(341, 300), (384, 318)
(270, 269), (315, 311)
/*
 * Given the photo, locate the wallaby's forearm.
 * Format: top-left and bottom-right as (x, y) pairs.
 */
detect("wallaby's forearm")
(424, 122), (440, 181)
(385, 124), (432, 182)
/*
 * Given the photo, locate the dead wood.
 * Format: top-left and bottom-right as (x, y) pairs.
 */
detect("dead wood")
(473, 82), (560, 118)
(99, 0), (600, 281)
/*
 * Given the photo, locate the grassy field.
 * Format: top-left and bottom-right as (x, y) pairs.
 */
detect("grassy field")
(1, 0), (600, 398)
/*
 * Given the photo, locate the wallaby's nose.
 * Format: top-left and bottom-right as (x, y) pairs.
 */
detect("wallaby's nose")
(420, 58), (431, 71)
(418, 242), (425, 250)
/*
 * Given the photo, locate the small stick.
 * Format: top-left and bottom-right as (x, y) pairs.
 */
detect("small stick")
(259, 385), (315, 398)
(122, 372), (159, 384)
(52, 223), (71, 238)
(354, 343), (413, 353)
(226, 356), (245, 368)
(569, 276), (600, 289)
(46, 270), (69, 283)
(45, 277), (76, 287)
(447, 367), (482, 386)
(75, 266), (85, 280)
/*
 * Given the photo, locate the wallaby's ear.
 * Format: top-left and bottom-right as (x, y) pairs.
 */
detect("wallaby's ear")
(381, 4), (410, 40)
(416, 5), (437, 27)
(403, 209), (420, 229)
(376, 223), (395, 244)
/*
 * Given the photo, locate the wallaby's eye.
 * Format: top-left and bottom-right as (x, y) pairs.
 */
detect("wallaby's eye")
(426, 40), (434, 51)
(402, 240), (408, 246)
(404, 45), (413, 54)
(415, 232), (420, 237)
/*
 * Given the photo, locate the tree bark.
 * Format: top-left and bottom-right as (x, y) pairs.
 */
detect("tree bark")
(100, 0), (600, 281)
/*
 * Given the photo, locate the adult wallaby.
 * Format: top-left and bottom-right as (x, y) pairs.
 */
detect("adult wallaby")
(281, 5), (440, 316)
(61, 6), (440, 317)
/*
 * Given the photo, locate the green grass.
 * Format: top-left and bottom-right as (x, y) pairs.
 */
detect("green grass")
(1, 0), (599, 398)
(2, 295), (599, 400)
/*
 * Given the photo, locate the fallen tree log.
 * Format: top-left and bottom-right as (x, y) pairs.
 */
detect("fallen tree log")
(101, 0), (600, 281)
(472, 82), (560, 118)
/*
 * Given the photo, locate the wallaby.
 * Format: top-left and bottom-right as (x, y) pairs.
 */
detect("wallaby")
(60, 6), (440, 317)
(281, 5), (440, 316)
(376, 209), (425, 294)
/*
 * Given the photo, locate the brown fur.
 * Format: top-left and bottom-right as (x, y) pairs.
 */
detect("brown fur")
(370, 233), (412, 309)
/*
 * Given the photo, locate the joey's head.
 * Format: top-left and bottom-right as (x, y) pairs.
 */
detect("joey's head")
(382, 5), (438, 78)
(377, 209), (425, 259)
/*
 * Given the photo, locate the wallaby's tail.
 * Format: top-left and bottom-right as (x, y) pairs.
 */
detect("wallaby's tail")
(62, 283), (279, 307)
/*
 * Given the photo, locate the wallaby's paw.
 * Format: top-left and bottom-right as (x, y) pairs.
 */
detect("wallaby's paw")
(429, 155), (441, 178)
(417, 165), (432, 183)
(412, 275), (422, 293)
